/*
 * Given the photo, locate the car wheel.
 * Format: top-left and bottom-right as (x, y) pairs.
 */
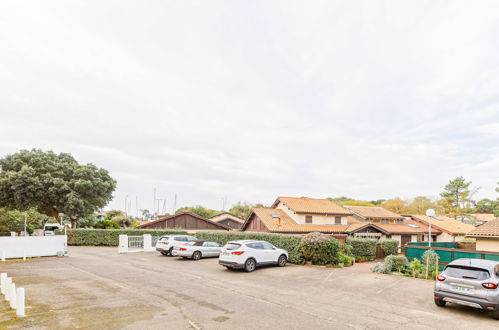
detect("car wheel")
(244, 258), (256, 272)
(167, 247), (173, 256)
(277, 254), (287, 267)
(192, 251), (202, 260)
(160, 251), (168, 256)
(489, 310), (499, 320)
(434, 298), (446, 307)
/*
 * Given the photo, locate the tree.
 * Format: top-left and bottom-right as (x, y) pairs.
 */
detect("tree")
(370, 199), (386, 206)
(328, 197), (353, 204)
(113, 215), (133, 228)
(380, 199), (408, 214)
(94, 219), (120, 229)
(228, 202), (265, 219)
(440, 177), (475, 218)
(0, 149), (116, 228)
(0, 208), (50, 234)
(78, 214), (99, 228)
(175, 205), (219, 218)
(104, 210), (124, 220)
(139, 209), (154, 220)
(474, 199), (497, 213)
(406, 196), (442, 215)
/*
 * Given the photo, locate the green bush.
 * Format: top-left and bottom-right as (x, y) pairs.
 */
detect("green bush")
(339, 242), (353, 256)
(384, 255), (408, 273)
(422, 249), (439, 279)
(94, 220), (120, 229)
(300, 232), (340, 265)
(346, 237), (377, 261)
(67, 229), (188, 246)
(195, 231), (305, 264)
(338, 252), (355, 267)
(407, 259), (423, 277)
(378, 239), (399, 256)
(371, 262), (388, 274)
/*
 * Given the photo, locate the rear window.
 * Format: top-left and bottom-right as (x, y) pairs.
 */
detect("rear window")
(160, 237), (170, 242)
(445, 266), (490, 280)
(174, 237), (187, 241)
(224, 243), (241, 250)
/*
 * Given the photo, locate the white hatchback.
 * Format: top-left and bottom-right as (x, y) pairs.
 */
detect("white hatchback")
(218, 240), (288, 272)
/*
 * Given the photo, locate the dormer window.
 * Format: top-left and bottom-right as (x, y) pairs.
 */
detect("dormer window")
(335, 216), (341, 224)
(306, 216), (312, 223)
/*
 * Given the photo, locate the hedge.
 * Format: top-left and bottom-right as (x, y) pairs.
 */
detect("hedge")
(346, 237), (377, 261)
(67, 229), (188, 246)
(194, 231), (306, 264)
(378, 239), (399, 256)
(300, 232), (339, 265)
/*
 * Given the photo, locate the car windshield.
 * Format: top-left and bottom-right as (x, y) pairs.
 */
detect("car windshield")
(44, 226), (59, 231)
(445, 265), (490, 280)
(224, 243), (241, 250)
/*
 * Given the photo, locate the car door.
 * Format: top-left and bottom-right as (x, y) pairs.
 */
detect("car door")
(261, 242), (279, 263)
(246, 242), (265, 263)
(202, 242), (215, 257)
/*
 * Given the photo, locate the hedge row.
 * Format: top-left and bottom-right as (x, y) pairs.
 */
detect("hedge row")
(300, 232), (339, 265)
(378, 239), (399, 256)
(346, 237), (377, 261)
(67, 229), (188, 246)
(195, 231), (306, 264)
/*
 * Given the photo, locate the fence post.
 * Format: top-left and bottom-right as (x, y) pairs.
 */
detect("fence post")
(118, 235), (128, 253)
(16, 288), (25, 317)
(9, 282), (16, 309)
(143, 234), (154, 252)
(425, 255), (430, 280)
(1, 250), (5, 261)
(5, 277), (12, 302)
(0, 273), (6, 295)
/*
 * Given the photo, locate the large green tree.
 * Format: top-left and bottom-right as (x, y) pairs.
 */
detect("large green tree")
(0, 208), (51, 234)
(228, 202), (265, 219)
(440, 176), (475, 218)
(0, 149), (116, 227)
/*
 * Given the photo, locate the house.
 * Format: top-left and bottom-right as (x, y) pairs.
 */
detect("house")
(466, 218), (499, 252)
(208, 212), (245, 229)
(242, 197), (354, 242)
(407, 214), (475, 242)
(135, 212), (230, 231)
(470, 214), (499, 226)
(344, 206), (439, 248)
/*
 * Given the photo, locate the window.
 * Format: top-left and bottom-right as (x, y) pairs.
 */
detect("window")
(174, 237), (187, 241)
(381, 220), (388, 224)
(306, 216), (312, 223)
(247, 242), (264, 249)
(335, 216), (342, 224)
(262, 242), (274, 250)
(224, 243), (241, 250)
(444, 266), (490, 280)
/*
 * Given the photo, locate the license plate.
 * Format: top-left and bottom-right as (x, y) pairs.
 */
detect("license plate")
(451, 285), (474, 293)
(223, 252), (230, 255)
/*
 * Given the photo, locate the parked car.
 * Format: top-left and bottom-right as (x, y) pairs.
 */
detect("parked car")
(44, 223), (64, 236)
(155, 235), (198, 256)
(171, 240), (222, 260)
(434, 258), (499, 319)
(218, 240), (288, 272)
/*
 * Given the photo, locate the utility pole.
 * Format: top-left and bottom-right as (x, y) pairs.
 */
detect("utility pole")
(125, 195), (128, 216)
(153, 188), (157, 220)
(135, 196), (138, 218)
(173, 194), (177, 215)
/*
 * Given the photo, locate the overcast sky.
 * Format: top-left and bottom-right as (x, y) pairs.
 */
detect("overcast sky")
(1, 1), (499, 214)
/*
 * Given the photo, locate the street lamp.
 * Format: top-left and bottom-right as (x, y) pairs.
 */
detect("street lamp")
(426, 208), (435, 247)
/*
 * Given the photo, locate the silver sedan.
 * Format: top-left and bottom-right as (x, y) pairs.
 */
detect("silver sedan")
(172, 240), (222, 260)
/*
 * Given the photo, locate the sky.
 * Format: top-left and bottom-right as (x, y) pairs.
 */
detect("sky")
(1, 1), (499, 215)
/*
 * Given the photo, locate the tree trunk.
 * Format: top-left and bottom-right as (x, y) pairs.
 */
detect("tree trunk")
(71, 218), (79, 229)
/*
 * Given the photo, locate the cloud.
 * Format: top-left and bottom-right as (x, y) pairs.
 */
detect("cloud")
(0, 1), (498, 212)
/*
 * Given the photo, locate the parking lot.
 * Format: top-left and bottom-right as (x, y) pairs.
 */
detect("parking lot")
(1, 247), (498, 329)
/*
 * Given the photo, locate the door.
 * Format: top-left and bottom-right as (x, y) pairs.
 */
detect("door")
(261, 242), (278, 263)
(400, 235), (412, 254)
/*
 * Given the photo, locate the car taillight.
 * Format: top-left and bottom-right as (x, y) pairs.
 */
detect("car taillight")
(231, 251), (244, 255)
(482, 282), (498, 289)
(180, 248), (187, 251)
(436, 274), (446, 281)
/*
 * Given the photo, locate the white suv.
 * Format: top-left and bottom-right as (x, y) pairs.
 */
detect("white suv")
(155, 235), (197, 256)
(218, 240), (288, 272)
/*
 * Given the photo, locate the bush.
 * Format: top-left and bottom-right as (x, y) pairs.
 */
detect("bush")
(300, 232), (340, 265)
(371, 262), (388, 274)
(194, 231), (305, 264)
(346, 237), (377, 261)
(422, 249), (439, 278)
(339, 242), (353, 256)
(378, 239), (399, 256)
(338, 252), (355, 267)
(94, 220), (120, 229)
(67, 229), (188, 246)
(384, 255), (408, 273)
(407, 259), (423, 277)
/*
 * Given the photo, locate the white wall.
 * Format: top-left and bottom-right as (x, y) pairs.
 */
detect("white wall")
(275, 202), (348, 225)
(0, 236), (67, 259)
(476, 239), (499, 252)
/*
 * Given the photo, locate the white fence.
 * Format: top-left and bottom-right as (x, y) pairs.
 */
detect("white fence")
(118, 234), (155, 253)
(1, 273), (25, 317)
(0, 236), (68, 259)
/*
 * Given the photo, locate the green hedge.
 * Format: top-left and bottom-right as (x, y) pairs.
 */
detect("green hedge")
(346, 237), (377, 261)
(67, 229), (188, 246)
(300, 232), (339, 265)
(195, 231), (305, 264)
(378, 239), (399, 256)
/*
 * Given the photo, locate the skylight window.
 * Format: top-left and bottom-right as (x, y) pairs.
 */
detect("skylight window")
(271, 213), (280, 219)
(407, 224), (419, 228)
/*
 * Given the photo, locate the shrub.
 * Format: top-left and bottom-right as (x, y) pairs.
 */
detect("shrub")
(378, 239), (399, 256)
(300, 232), (340, 265)
(338, 252), (355, 267)
(339, 242), (353, 256)
(346, 237), (377, 261)
(384, 255), (408, 273)
(194, 231), (305, 264)
(94, 220), (120, 229)
(407, 259), (423, 277)
(67, 229), (188, 246)
(422, 249), (439, 278)
(371, 262), (388, 274)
